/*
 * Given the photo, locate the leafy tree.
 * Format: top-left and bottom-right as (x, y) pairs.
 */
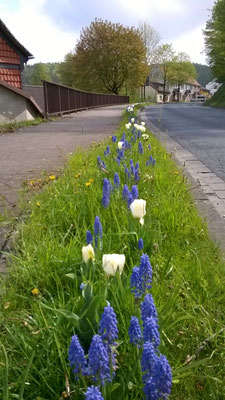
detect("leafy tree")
(193, 63), (213, 86)
(59, 18), (148, 95)
(23, 63), (61, 85)
(168, 52), (197, 101)
(151, 43), (175, 101)
(138, 21), (161, 64)
(29, 63), (51, 85)
(204, 0), (225, 82)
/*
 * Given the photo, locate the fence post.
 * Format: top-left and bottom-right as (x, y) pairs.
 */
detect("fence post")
(43, 80), (49, 119)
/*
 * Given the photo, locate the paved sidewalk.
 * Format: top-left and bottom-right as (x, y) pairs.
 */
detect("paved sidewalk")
(0, 104), (126, 272)
(141, 108), (225, 255)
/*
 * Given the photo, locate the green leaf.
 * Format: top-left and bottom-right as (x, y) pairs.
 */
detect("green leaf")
(19, 351), (35, 400)
(2, 345), (9, 400)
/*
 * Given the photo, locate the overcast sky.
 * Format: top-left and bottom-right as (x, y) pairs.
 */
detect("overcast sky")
(0, 0), (215, 65)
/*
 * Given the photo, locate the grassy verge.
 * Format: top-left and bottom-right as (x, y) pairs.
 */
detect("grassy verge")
(0, 106), (225, 400)
(205, 82), (225, 107)
(0, 117), (51, 133)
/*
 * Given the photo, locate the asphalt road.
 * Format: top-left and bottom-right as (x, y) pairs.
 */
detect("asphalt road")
(143, 102), (225, 181)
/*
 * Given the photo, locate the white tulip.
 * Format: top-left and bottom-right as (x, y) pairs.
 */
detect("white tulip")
(141, 121), (146, 126)
(130, 199), (146, 225)
(102, 254), (125, 277)
(118, 141), (124, 150)
(125, 122), (131, 129)
(142, 133), (149, 140)
(134, 123), (138, 129)
(131, 118), (135, 123)
(82, 244), (95, 263)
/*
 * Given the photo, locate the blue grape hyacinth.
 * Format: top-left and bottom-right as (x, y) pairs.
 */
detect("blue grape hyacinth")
(138, 238), (144, 250)
(131, 185), (139, 200)
(143, 316), (160, 348)
(130, 254), (153, 298)
(102, 178), (110, 208)
(94, 216), (103, 249)
(85, 386), (104, 400)
(142, 349), (172, 400)
(86, 230), (93, 245)
(99, 303), (118, 344)
(138, 142), (143, 154)
(129, 316), (142, 346)
(68, 335), (87, 379)
(114, 172), (120, 188)
(122, 184), (129, 200)
(141, 294), (158, 323)
(88, 334), (111, 385)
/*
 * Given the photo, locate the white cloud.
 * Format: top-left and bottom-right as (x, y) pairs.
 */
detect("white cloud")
(116, 0), (187, 20)
(0, 0), (77, 63)
(169, 24), (207, 64)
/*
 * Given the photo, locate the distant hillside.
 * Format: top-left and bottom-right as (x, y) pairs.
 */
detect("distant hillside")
(193, 63), (213, 86)
(205, 83), (225, 108)
(22, 63), (61, 85)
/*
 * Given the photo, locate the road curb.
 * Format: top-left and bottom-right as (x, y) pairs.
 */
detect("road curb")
(140, 107), (225, 256)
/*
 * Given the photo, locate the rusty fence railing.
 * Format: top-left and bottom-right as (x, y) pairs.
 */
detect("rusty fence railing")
(43, 81), (129, 117)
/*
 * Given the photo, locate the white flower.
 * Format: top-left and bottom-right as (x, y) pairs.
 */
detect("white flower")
(118, 141), (124, 150)
(131, 118), (135, 123)
(141, 121), (145, 126)
(82, 244), (95, 263)
(127, 106), (134, 112)
(130, 199), (146, 225)
(142, 133), (149, 140)
(134, 123), (138, 129)
(102, 254), (125, 276)
(140, 126), (146, 132)
(125, 122), (131, 129)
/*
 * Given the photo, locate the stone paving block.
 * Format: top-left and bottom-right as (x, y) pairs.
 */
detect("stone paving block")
(200, 175), (224, 184)
(201, 186), (215, 194)
(209, 183), (225, 191)
(215, 191), (225, 199)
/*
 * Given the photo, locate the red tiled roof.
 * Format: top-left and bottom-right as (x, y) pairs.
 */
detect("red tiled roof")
(0, 68), (21, 88)
(0, 37), (20, 64)
(0, 19), (33, 59)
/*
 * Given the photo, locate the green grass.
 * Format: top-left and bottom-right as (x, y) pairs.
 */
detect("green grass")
(205, 82), (225, 107)
(0, 117), (47, 133)
(0, 107), (225, 399)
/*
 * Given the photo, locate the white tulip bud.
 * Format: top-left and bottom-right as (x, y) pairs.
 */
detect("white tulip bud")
(118, 141), (124, 150)
(82, 244), (95, 263)
(102, 254), (125, 277)
(130, 199), (146, 225)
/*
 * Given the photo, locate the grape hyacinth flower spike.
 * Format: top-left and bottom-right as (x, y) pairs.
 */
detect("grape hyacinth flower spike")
(85, 386), (104, 400)
(86, 230), (93, 245)
(129, 316), (142, 346)
(99, 303), (118, 344)
(88, 334), (111, 385)
(94, 216), (103, 249)
(68, 335), (87, 379)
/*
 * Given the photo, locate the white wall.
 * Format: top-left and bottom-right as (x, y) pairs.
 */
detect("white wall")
(0, 85), (37, 123)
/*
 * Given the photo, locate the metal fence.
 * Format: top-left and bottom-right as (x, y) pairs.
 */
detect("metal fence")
(43, 81), (129, 117)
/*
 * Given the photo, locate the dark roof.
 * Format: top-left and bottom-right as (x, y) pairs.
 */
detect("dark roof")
(0, 79), (43, 116)
(150, 82), (170, 94)
(0, 19), (33, 59)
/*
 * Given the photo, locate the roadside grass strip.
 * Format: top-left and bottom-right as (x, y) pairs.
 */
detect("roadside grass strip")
(1, 105), (225, 399)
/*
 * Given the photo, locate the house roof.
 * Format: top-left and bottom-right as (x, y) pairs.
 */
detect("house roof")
(0, 79), (43, 116)
(0, 19), (33, 59)
(150, 82), (170, 94)
(186, 78), (201, 87)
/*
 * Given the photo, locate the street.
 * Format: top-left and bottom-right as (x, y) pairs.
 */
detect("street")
(142, 102), (225, 181)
